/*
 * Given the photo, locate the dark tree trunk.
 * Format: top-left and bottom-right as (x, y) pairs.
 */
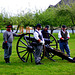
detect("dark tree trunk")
(71, 27), (74, 34)
(51, 29), (54, 34)
(70, 16), (75, 34)
(50, 26), (60, 34)
(50, 26), (54, 34)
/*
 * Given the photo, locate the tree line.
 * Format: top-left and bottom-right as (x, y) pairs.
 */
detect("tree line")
(0, 1), (75, 34)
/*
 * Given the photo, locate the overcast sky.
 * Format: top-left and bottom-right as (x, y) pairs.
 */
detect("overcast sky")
(0, 0), (61, 16)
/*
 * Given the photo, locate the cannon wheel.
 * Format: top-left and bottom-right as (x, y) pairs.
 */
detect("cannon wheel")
(49, 33), (58, 49)
(41, 33), (58, 61)
(16, 34), (34, 62)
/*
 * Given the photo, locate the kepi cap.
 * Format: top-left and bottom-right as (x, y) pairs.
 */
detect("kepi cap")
(62, 25), (66, 28)
(45, 25), (49, 29)
(36, 24), (41, 28)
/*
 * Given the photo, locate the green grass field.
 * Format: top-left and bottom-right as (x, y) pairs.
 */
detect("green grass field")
(0, 33), (75, 75)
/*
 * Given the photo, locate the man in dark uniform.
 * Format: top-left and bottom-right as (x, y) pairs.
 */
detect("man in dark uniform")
(3, 25), (20, 63)
(41, 25), (53, 59)
(58, 25), (70, 57)
(33, 24), (44, 65)
(41, 25), (49, 39)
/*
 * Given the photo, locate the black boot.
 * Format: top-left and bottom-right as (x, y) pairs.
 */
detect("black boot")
(4, 58), (8, 63)
(4, 58), (10, 63)
(36, 62), (44, 65)
(8, 58), (10, 63)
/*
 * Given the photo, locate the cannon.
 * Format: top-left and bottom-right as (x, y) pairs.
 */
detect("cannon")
(16, 33), (75, 63)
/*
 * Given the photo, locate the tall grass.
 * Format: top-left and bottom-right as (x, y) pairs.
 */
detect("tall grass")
(0, 33), (75, 75)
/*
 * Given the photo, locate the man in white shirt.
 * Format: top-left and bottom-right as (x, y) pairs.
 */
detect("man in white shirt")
(34, 24), (44, 65)
(58, 25), (70, 57)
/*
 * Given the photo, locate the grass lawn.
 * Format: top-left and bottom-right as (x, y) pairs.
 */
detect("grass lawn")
(0, 33), (75, 75)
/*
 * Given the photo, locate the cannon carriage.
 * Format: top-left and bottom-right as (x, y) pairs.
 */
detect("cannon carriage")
(16, 33), (75, 63)
(16, 33), (58, 62)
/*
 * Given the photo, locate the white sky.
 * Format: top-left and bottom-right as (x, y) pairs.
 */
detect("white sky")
(0, 0), (61, 16)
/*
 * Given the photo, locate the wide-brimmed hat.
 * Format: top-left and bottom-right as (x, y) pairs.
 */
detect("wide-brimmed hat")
(6, 25), (12, 28)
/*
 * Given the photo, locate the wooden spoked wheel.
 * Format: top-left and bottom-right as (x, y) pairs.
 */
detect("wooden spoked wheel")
(49, 33), (58, 49)
(16, 34), (34, 62)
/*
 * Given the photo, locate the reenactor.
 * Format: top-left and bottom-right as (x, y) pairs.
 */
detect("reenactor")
(58, 25), (70, 58)
(33, 24), (45, 65)
(3, 25), (20, 63)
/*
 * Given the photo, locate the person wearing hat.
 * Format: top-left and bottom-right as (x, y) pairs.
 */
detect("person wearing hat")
(58, 25), (70, 58)
(41, 25), (53, 59)
(3, 25), (20, 63)
(41, 25), (49, 39)
(33, 24), (44, 65)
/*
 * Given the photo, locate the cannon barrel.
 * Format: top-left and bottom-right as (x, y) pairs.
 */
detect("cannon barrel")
(45, 45), (75, 63)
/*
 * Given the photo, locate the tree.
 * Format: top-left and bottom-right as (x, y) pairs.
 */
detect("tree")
(0, 13), (4, 28)
(56, 2), (75, 34)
